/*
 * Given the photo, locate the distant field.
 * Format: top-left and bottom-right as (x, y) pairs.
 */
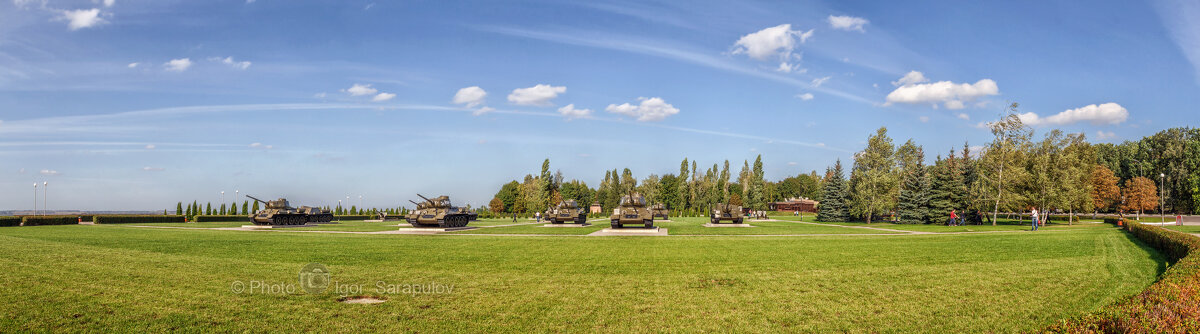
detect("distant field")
(0, 222), (1164, 332)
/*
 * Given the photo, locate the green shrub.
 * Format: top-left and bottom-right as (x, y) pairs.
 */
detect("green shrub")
(1046, 222), (1200, 332)
(94, 215), (186, 224)
(192, 215), (250, 222)
(334, 215), (371, 221)
(0, 216), (22, 227)
(21, 216), (79, 226)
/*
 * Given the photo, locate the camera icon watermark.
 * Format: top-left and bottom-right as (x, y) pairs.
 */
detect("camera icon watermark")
(298, 262), (331, 294)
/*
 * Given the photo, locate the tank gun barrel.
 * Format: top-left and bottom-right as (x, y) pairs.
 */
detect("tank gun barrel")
(416, 193), (433, 203)
(246, 195), (266, 204)
(409, 200), (421, 205)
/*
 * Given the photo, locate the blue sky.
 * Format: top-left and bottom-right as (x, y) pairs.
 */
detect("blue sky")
(2, 0), (1199, 211)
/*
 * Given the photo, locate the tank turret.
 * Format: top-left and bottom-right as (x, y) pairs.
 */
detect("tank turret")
(609, 192), (654, 228)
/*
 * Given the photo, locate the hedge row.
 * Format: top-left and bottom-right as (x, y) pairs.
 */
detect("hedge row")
(22, 216), (80, 226)
(335, 215), (371, 221)
(0, 216), (22, 227)
(1046, 222), (1200, 332)
(94, 215), (186, 224)
(192, 215), (250, 222)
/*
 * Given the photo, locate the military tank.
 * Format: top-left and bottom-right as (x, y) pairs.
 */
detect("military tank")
(404, 194), (472, 228)
(546, 199), (588, 224)
(297, 206), (334, 223)
(710, 203), (744, 224)
(650, 203), (669, 220)
(609, 192), (654, 228)
(246, 195), (330, 225)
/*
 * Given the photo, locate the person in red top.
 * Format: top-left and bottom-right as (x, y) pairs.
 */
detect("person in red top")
(949, 209), (959, 226)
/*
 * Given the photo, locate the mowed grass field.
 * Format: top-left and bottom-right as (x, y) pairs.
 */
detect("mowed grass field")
(0, 222), (1165, 332)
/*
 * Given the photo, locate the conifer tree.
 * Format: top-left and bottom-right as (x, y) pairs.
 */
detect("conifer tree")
(242, 200), (250, 215)
(817, 160), (849, 222)
(206, 203), (212, 215)
(230, 202), (237, 215)
(897, 164), (930, 224)
(177, 202), (184, 215)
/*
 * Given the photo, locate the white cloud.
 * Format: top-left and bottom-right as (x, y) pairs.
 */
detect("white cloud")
(891, 70), (928, 86)
(249, 142), (273, 149)
(885, 72), (999, 109)
(211, 56), (251, 70)
(787, 161), (798, 166)
(811, 76), (831, 87)
(313, 92), (327, 98)
(1096, 131), (1118, 140)
(127, 62), (139, 68)
(102, 0), (114, 7)
(731, 24), (813, 73)
(164, 58), (192, 72)
(144, 144), (155, 149)
(605, 97), (680, 122)
(343, 83), (377, 96)
(472, 106), (495, 116)
(919, 116), (930, 123)
(795, 93), (814, 101)
(18, 168), (26, 174)
(59, 8), (106, 30)
(142, 167), (165, 172)
(956, 113), (970, 120)
(828, 15), (869, 32)
(508, 84), (566, 106)
(1017, 102), (1129, 126)
(40, 169), (60, 176)
(557, 104), (593, 119)
(452, 86), (487, 108)
(371, 92), (395, 102)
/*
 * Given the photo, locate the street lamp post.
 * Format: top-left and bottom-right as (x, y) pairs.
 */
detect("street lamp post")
(43, 182), (47, 215)
(33, 183), (38, 216)
(1156, 173), (1166, 223)
(359, 195), (363, 212)
(337, 200), (342, 214)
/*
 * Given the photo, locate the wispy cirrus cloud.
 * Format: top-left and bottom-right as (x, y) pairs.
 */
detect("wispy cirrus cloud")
(1154, 0), (1200, 85)
(475, 25), (873, 105)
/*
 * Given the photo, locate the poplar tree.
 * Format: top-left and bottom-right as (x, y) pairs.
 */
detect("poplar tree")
(848, 127), (898, 223)
(176, 202), (183, 215)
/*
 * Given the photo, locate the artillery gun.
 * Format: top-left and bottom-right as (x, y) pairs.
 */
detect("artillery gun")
(650, 203), (669, 220)
(609, 192), (654, 228)
(404, 194), (472, 228)
(710, 203), (744, 224)
(246, 195), (331, 225)
(546, 199), (588, 224)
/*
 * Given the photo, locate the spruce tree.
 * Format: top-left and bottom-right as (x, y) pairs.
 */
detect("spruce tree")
(817, 159), (849, 222)
(897, 165), (929, 224)
(230, 202), (237, 215)
(176, 202), (183, 215)
(205, 203), (212, 215)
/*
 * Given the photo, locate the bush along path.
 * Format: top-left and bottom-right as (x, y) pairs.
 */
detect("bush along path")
(1047, 221), (1200, 333)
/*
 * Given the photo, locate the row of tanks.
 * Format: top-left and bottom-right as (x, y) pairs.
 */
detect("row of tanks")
(243, 192), (743, 228)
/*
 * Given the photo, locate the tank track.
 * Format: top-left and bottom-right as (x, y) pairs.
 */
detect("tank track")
(407, 214), (470, 228)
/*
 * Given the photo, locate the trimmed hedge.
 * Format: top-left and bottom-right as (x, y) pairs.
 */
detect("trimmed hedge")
(0, 216), (22, 227)
(1046, 222), (1200, 332)
(334, 215), (371, 221)
(94, 215), (186, 224)
(21, 216), (79, 226)
(192, 215), (251, 222)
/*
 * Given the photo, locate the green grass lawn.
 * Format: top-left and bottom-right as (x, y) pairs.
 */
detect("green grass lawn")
(780, 216), (1109, 233)
(0, 223), (1164, 332)
(1163, 225), (1200, 234)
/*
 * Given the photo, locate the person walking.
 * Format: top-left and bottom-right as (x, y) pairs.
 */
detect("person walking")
(949, 209), (959, 226)
(535, 211), (541, 223)
(1031, 207), (1040, 231)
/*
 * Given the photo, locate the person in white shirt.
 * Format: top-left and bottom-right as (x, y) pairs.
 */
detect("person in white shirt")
(1031, 208), (1039, 231)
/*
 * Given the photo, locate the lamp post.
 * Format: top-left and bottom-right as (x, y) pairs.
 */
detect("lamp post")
(1156, 173), (1166, 223)
(33, 183), (38, 216)
(359, 195), (363, 212)
(337, 200), (342, 214)
(221, 191), (225, 207)
(43, 181), (47, 215)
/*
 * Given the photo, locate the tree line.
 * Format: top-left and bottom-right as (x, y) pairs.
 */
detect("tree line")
(487, 157), (825, 217)
(818, 103), (1198, 225)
